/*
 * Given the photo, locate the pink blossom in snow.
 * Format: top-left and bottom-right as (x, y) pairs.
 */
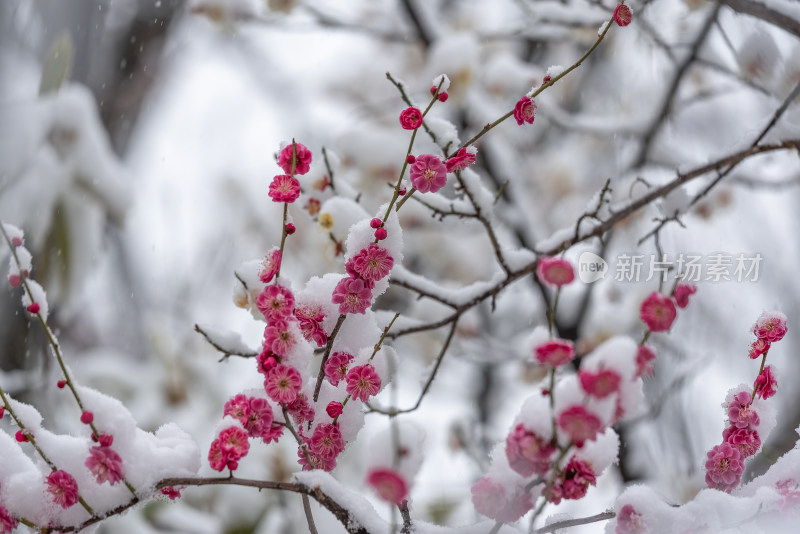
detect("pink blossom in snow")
(754, 365), (777, 399)
(287, 392), (315, 425)
(264, 364), (303, 404)
(513, 96), (537, 125)
(324, 351), (354, 386)
(728, 391), (759, 429)
(262, 423), (284, 444)
(259, 247), (282, 283)
(256, 349), (278, 377)
(326, 401), (343, 418)
(0, 504), (18, 533)
(208, 439), (227, 471)
(723, 425), (761, 458)
(616, 504), (646, 534)
(537, 257), (575, 287)
(557, 405), (603, 446)
(505, 423), (555, 477)
(345, 364), (382, 401)
(278, 142), (312, 175)
(268, 174), (301, 203)
(347, 244), (394, 282)
(332, 276), (373, 315)
(549, 456), (596, 503)
(409, 154), (447, 193)
(244, 397), (274, 438)
(224, 393), (251, 423)
(86, 446), (125, 485)
(367, 468), (408, 504)
(47, 470), (80, 508)
(257, 284), (295, 321)
(160, 486), (182, 500)
(673, 283), (697, 308)
(705, 442), (744, 492)
(534, 339), (575, 367)
(635, 344), (657, 378)
(639, 292), (677, 332)
(579, 368), (622, 398)
(298, 443), (337, 472)
(471, 476), (533, 523)
(748, 337), (770, 359)
(399, 107), (423, 130)
(445, 146), (477, 173)
(613, 4), (633, 27)
(208, 427), (250, 472)
(263, 319), (297, 356)
(753, 311), (788, 343)
(294, 304), (327, 347)
(308, 423), (345, 460)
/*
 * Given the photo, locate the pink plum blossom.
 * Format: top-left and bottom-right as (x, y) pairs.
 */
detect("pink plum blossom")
(259, 247), (282, 283)
(723, 426), (761, 458)
(268, 174), (301, 203)
(548, 456), (596, 503)
(332, 276), (372, 315)
(399, 107), (423, 130)
(579, 368), (622, 398)
(537, 257), (575, 287)
(534, 339), (575, 367)
(86, 446), (125, 485)
(278, 142), (312, 175)
(557, 405), (603, 446)
(264, 364), (303, 404)
(257, 284), (295, 321)
(367, 468), (408, 504)
(471, 476), (533, 523)
(705, 442), (744, 492)
(748, 338), (770, 359)
(409, 154), (447, 193)
(505, 423), (555, 476)
(613, 3), (633, 26)
(673, 283), (697, 308)
(287, 393), (315, 425)
(324, 351), (354, 386)
(294, 304), (327, 346)
(0, 504), (18, 533)
(635, 344), (657, 378)
(308, 423), (345, 460)
(47, 470), (80, 508)
(753, 311), (788, 343)
(639, 292), (677, 332)
(345, 364), (381, 401)
(513, 96), (537, 125)
(754, 365), (777, 399)
(262, 319), (297, 356)
(728, 391), (759, 429)
(347, 244), (394, 282)
(445, 146), (477, 172)
(616, 504), (646, 534)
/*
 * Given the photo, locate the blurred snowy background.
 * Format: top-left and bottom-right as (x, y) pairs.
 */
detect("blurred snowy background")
(1, 0), (800, 532)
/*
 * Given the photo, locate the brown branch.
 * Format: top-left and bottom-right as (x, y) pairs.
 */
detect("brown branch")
(718, 0), (800, 38)
(532, 510), (616, 533)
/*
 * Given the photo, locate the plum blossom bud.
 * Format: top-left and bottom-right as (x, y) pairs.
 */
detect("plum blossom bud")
(613, 3), (633, 26)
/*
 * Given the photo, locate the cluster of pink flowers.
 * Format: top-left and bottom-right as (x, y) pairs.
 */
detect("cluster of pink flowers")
(208, 425), (250, 472)
(332, 241), (394, 315)
(268, 142), (312, 203)
(223, 394), (280, 443)
(639, 283), (697, 332)
(546, 457), (596, 504)
(298, 422), (345, 471)
(294, 303), (328, 347)
(705, 310), (787, 492)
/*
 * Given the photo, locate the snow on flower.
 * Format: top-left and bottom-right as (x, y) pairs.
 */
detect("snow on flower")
(366, 468), (408, 504)
(294, 304), (328, 347)
(728, 390), (760, 429)
(616, 504), (645, 533)
(548, 456), (596, 503)
(534, 339), (575, 367)
(277, 141), (312, 175)
(471, 476), (534, 523)
(754, 365), (777, 399)
(557, 405), (603, 446)
(331, 276), (372, 315)
(635, 345), (656, 378)
(748, 337), (770, 359)
(399, 107), (423, 130)
(537, 257), (575, 287)
(408, 154), (447, 193)
(0, 504), (17, 533)
(46, 470), (80, 508)
(505, 423), (555, 477)
(345, 364), (381, 401)
(579, 368), (621, 399)
(513, 96), (537, 125)
(753, 311), (788, 343)
(85, 445), (125, 485)
(268, 174), (301, 203)
(704, 442), (743, 492)
(639, 292), (677, 332)
(259, 247), (282, 283)
(264, 364), (303, 404)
